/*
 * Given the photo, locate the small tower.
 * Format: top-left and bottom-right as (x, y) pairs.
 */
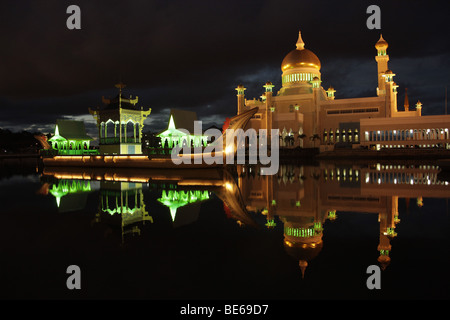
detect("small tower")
(263, 81), (275, 136)
(89, 83), (151, 155)
(375, 35), (390, 96)
(416, 100), (422, 116)
(235, 84), (246, 115)
(263, 81), (275, 107)
(404, 88), (410, 111)
(326, 86), (336, 100)
(383, 70), (398, 117)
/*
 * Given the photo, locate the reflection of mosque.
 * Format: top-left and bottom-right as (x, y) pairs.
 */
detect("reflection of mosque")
(39, 163), (448, 275)
(238, 162), (449, 277)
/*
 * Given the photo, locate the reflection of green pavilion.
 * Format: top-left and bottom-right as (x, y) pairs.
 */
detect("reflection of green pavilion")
(158, 188), (210, 222)
(100, 181), (153, 239)
(48, 119), (97, 155)
(49, 179), (96, 211)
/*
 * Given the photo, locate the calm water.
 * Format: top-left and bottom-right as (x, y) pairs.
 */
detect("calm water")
(0, 158), (449, 300)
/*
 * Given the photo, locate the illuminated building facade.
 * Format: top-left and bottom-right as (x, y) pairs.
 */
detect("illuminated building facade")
(238, 31), (450, 150)
(89, 83), (151, 155)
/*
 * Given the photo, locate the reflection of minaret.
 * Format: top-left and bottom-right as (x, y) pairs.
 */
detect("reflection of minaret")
(377, 196), (400, 270)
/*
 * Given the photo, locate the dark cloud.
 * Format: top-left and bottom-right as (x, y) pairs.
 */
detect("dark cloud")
(0, 0), (449, 133)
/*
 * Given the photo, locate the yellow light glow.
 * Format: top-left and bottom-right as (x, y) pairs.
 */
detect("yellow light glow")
(225, 182), (233, 191)
(225, 145), (234, 155)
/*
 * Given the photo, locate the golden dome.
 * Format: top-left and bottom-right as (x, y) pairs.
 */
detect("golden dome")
(281, 49), (321, 71)
(375, 34), (388, 50)
(281, 31), (321, 71)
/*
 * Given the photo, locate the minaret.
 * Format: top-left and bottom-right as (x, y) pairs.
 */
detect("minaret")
(416, 100), (422, 117)
(383, 70), (397, 117)
(375, 35), (389, 96)
(263, 81), (274, 136)
(404, 88), (410, 111)
(312, 77), (322, 137)
(235, 84), (246, 115)
(326, 86), (336, 100)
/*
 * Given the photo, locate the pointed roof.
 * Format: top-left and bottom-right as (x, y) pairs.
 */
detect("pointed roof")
(157, 109), (201, 136)
(404, 88), (410, 110)
(281, 30), (321, 71)
(296, 30), (305, 50)
(167, 109), (199, 133)
(50, 119), (92, 141)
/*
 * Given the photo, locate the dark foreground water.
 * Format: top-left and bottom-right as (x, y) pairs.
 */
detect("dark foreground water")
(0, 158), (449, 302)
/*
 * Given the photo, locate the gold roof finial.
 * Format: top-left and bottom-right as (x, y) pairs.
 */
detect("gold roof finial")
(296, 30), (305, 50)
(115, 82), (126, 108)
(115, 82), (126, 93)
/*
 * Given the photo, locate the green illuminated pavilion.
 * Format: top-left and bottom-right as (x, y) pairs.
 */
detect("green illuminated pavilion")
(48, 119), (96, 155)
(157, 109), (208, 148)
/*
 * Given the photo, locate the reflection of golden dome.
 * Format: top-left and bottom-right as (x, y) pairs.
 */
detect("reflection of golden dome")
(281, 31), (321, 71)
(378, 254), (391, 271)
(284, 239), (323, 279)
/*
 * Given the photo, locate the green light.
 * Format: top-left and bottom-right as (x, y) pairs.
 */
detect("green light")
(157, 189), (210, 221)
(285, 226), (316, 238)
(265, 219), (276, 228)
(168, 115), (176, 130)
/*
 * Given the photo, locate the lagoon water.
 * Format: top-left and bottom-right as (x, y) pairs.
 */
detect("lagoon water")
(0, 158), (449, 300)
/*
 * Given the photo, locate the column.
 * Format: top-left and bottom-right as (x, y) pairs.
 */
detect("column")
(119, 121), (122, 143)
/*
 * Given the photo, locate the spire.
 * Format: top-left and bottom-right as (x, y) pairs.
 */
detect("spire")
(115, 82), (126, 93)
(299, 260), (308, 279)
(296, 30), (305, 50)
(404, 88), (409, 111)
(115, 82), (126, 108)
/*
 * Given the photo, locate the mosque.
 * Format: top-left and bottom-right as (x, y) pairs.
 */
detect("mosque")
(237, 31), (450, 151)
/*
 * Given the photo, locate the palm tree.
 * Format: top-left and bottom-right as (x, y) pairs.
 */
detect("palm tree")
(297, 133), (306, 148)
(310, 134), (321, 148)
(284, 135), (294, 147)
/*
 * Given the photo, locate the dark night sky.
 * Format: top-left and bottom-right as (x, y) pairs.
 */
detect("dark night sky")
(0, 0), (449, 138)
